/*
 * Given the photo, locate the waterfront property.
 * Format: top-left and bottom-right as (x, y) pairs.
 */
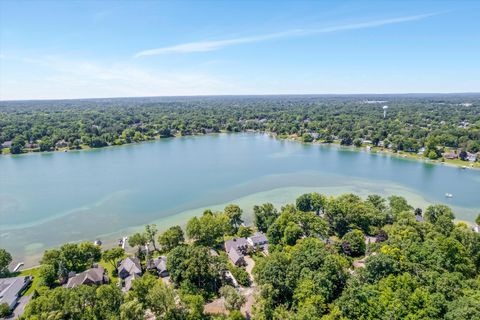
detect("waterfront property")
(147, 256), (169, 278)
(64, 266), (109, 288)
(1, 133), (480, 267)
(0, 276), (32, 311)
(225, 232), (269, 266)
(118, 257), (143, 292)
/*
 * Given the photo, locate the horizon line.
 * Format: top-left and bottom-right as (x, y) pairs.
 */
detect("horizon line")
(2, 91), (479, 103)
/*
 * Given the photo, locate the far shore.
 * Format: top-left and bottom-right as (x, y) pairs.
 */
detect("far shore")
(2, 130), (479, 170)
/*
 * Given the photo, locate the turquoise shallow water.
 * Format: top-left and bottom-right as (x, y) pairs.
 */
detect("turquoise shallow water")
(0, 133), (479, 266)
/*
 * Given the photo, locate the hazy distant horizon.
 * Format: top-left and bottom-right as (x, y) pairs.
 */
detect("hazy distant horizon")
(1, 92), (480, 103)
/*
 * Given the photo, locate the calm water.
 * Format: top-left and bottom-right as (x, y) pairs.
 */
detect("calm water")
(1, 133), (479, 265)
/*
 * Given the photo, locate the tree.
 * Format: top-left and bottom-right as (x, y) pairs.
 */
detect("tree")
(10, 136), (25, 154)
(102, 247), (125, 272)
(283, 222), (303, 246)
(120, 299), (145, 320)
(220, 285), (246, 311)
(341, 230), (365, 257)
(95, 284), (124, 319)
(158, 225), (185, 252)
(237, 225), (254, 238)
(186, 210), (229, 247)
(310, 193), (327, 214)
(353, 138), (362, 147)
(39, 137), (53, 151)
(224, 204), (244, 233)
(296, 193), (313, 212)
(0, 303), (10, 318)
(0, 248), (12, 276)
(128, 232), (148, 258)
(363, 253), (400, 283)
(145, 224), (158, 251)
(459, 150), (468, 161)
(302, 133), (314, 143)
(167, 245), (225, 294)
(475, 214), (480, 226)
(146, 280), (176, 317)
(38, 264), (57, 287)
(254, 203), (279, 233)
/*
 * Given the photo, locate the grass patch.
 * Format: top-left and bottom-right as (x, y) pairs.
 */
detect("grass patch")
(17, 267), (41, 295)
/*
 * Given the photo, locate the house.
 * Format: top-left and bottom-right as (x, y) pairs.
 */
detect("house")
(1, 141), (12, 149)
(224, 237), (249, 256)
(0, 276), (32, 311)
(117, 257), (142, 279)
(473, 225), (479, 233)
(55, 140), (69, 148)
(65, 266), (108, 288)
(123, 273), (141, 292)
(443, 152), (458, 160)
(228, 248), (246, 266)
(147, 256), (169, 278)
(466, 152), (477, 162)
(224, 232), (269, 265)
(415, 215), (424, 222)
(247, 232), (268, 251)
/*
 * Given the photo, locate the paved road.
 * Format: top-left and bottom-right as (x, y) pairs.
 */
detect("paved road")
(9, 294), (32, 319)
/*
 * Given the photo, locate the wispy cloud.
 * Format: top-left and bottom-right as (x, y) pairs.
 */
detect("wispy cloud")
(135, 12), (441, 57)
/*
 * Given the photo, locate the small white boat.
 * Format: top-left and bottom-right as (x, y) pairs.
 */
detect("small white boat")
(445, 193), (453, 198)
(461, 166), (467, 169)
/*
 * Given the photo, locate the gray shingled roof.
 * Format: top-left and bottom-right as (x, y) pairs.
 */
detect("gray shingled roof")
(225, 237), (249, 253)
(228, 248), (244, 265)
(147, 256), (167, 273)
(0, 276), (31, 309)
(65, 266), (106, 288)
(118, 257), (142, 276)
(248, 232), (268, 246)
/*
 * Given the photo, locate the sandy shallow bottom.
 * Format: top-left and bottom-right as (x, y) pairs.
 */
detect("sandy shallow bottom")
(9, 174), (477, 269)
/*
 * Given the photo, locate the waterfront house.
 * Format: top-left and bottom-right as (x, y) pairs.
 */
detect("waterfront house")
(118, 257), (142, 279)
(224, 232), (269, 265)
(466, 152), (477, 162)
(147, 256), (169, 278)
(65, 266), (108, 288)
(228, 248), (246, 266)
(0, 276), (32, 311)
(443, 152), (458, 160)
(247, 232), (268, 251)
(1, 141), (12, 149)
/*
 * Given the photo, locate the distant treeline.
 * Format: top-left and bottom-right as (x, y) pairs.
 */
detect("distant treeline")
(1, 95), (479, 158)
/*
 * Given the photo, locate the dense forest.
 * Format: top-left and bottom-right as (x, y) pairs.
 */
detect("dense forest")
(1, 193), (479, 319)
(1, 94), (479, 161)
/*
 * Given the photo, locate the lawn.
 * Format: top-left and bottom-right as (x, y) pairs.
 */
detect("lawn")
(17, 267), (41, 295)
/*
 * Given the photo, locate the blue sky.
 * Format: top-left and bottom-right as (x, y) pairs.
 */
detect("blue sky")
(1, 0), (479, 100)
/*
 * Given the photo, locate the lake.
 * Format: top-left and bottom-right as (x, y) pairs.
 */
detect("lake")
(1, 133), (479, 266)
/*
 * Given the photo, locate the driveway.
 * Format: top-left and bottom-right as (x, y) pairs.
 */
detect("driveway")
(9, 294), (32, 319)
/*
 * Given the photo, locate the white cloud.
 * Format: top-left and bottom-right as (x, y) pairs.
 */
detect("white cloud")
(135, 12), (441, 57)
(0, 55), (234, 100)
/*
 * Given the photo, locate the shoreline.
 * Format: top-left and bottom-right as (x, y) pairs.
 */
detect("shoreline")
(2, 130), (479, 170)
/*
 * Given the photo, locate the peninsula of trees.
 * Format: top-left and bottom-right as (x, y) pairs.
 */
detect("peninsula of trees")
(1, 95), (479, 165)
(1, 193), (479, 319)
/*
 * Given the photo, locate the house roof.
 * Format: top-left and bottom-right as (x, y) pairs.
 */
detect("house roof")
(118, 257), (142, 275)
(0, 276), (31, 309)
(228, 248), (244, 265)
(224, 237), (249, 253)
(147, 256), (167, 273)
(123, 273), (141, 292)
(248, 232), (268, 246)
(65, 266), (105, 288)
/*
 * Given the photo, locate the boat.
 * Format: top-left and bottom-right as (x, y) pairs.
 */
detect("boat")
(461, 166), (467, 169)
(445, 193), (453, 198)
